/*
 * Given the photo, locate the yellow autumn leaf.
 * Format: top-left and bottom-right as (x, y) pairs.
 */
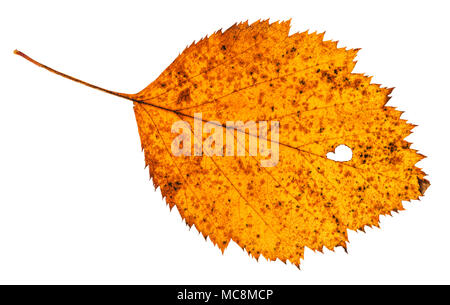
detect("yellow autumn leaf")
(14, 19), (429, 267)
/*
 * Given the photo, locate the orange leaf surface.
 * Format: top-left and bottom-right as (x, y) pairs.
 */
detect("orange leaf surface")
(15, 19), (429, 267)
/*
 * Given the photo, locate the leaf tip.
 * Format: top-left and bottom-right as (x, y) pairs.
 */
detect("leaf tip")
(418, 177), (430, 196)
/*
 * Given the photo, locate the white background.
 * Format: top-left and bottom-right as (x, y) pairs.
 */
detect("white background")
(0, 0), (449, 284)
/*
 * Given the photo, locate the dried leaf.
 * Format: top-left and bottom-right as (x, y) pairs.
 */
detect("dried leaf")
(15, 19), (429, 267)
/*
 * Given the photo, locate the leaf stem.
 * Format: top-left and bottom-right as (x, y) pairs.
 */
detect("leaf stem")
(13, 49), (134, 102)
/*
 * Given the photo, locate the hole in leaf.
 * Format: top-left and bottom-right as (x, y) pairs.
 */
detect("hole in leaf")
(326, 144), (352, 162)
